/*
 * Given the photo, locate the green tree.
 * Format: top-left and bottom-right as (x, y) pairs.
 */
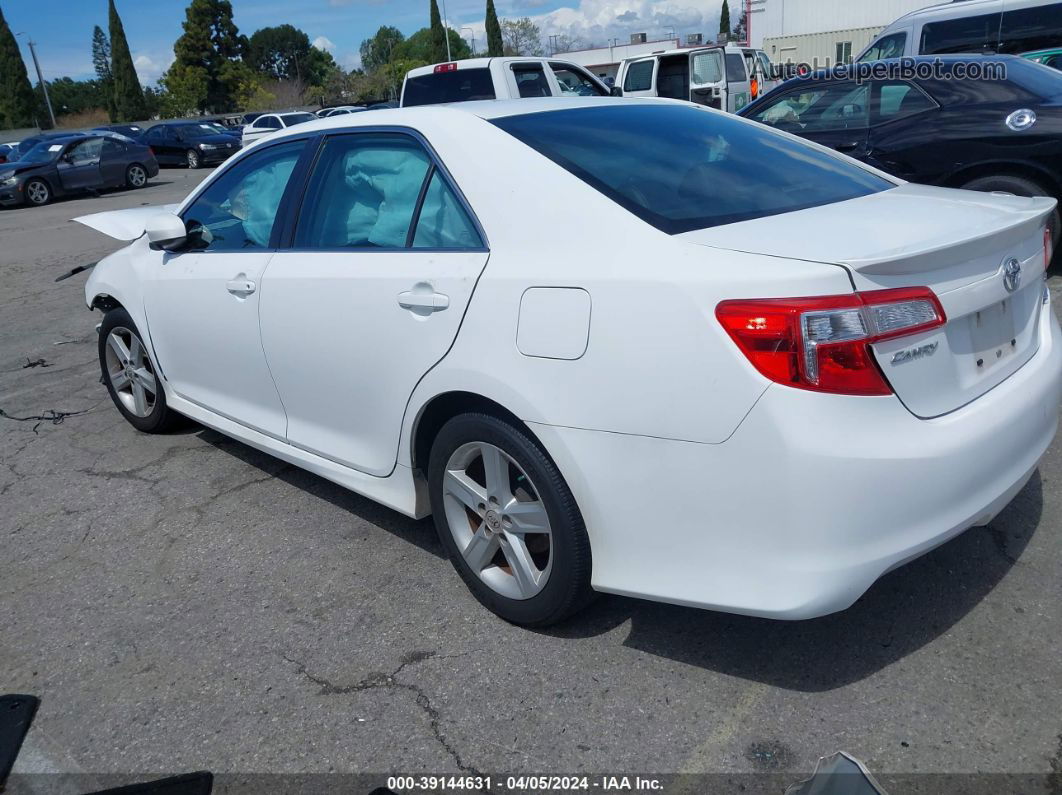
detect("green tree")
(171, 0), (247, 112)
(0, 4), (37, 128)
(501, 17), (543, 56)
(159, 62), (208, 116)
(92, 25), (117, 120)
(485, 0), (503, 57)
(246, 24), (336, 85)
(394, 27), (470, 63)
(359, 25), (404, 73)
(109, 0), (146, 120)
(429, 0), (447, 63)
(732, 8), (748, 43)
(719, 0), (731, 36)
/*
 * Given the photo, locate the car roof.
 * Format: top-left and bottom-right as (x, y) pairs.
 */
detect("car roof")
(406, 56), (584, 78)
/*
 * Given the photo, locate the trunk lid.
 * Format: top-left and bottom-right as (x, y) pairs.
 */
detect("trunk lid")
(682, 183), (1055, 417)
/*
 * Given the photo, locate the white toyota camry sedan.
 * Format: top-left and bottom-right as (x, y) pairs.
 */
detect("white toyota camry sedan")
(77, 98), (1062, 626)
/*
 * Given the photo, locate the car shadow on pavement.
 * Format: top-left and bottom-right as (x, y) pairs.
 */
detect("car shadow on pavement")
(196, 424), (1041, 691)
(545, 472), (1043, 692)
(196, 427), (444, 559)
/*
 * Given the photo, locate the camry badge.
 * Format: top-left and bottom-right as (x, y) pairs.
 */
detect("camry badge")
(1003, 257), (1022, 293)
(891, 341), (938, 365)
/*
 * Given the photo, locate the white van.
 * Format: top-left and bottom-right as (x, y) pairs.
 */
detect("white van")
(858, 0), (1062, 61)
(401, 58), (610, 106)
(614, 45), (775, 113)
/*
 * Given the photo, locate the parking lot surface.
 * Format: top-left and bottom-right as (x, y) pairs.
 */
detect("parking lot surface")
(2, 170), (1061, 792)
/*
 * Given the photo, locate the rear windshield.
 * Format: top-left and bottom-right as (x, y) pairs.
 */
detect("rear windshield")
(403, 68), (496, 106)
(492, 104), (891, 234)
(1000, 56), (1062, 98)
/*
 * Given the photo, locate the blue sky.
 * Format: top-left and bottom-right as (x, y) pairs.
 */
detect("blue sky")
(4, 0), (723, 85)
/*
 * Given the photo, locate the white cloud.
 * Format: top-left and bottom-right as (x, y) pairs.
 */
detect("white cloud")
(312, 36), (336, 52)
(132, 53), (173, 84)
(462, 0), (721, 51)
(340, 51), (363, 71)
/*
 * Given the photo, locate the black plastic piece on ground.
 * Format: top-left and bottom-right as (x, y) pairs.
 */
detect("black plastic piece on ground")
(0, 694), (40, 786)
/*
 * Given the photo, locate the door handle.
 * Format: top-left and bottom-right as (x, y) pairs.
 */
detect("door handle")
(226, 277), (256, 296)
(834, 142), (862, 153)
(398, 290), (449, 312)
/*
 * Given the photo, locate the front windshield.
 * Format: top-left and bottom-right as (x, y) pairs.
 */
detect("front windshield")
(17, 141), (64, 165)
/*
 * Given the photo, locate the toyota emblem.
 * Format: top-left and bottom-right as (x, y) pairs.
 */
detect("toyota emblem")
(1002, 257), (1022, 293)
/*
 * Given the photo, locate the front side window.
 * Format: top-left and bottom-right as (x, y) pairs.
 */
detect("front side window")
(623, 60), (654, 92)
(257, 116), (281, 130)
(102, 138), (126, 157)
(493, 104), (890, 234)
(725, 54), (747, 82)
(751, 82), (868, 131)
(512, 65), (552, 98)
(402, 69), (496, 106)
(182, 140), (304, 251)
(858, 32), (907, 62)
(551, 65), (606, 96)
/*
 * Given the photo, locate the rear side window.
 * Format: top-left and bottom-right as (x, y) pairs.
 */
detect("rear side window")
(858, 31), (907, 61)
(1000, 2), (1062, 53)
(512, 64), (552, 98)
(920, 13), (1001, 54)
(412, 171), (482, 248)
(623, 60), (654, 91)
(403, 69), (496, 106)
(691, 51), (724, 84)
(258, 116), (281, 129)
(492, 104), (890, 234)
(875, 82), (936, 122)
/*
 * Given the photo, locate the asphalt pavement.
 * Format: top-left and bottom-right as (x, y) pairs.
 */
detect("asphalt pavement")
(1, 167), (1061, 794)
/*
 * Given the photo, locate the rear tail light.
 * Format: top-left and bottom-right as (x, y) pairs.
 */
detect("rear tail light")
(434, 62), (458, 73)
(1045, 225), (1053, 271)
(716, 287), (946, 395)
(148, 147), (155, 156)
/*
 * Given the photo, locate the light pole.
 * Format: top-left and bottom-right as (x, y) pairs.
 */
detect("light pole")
(462, 26), (476, 56)
(440, 0), (452, 61)
(17, 33), (56, 128)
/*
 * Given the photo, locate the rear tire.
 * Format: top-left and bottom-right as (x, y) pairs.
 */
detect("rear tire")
(24, 178), (50, 206)
(186, 149), (201, 169)
(99, 308), (184, 433)
(428, 412), (593, 626)
(125, 163), (148, 188)
(961, 173), (1061, 252)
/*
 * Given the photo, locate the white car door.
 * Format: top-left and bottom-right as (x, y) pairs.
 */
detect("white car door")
(259, 131), (489, 476)
(142, 138), (309, 438)
(620, 57), (657, 97)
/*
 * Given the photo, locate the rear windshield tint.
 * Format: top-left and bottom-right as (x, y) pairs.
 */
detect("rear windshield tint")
(492, 104), (891, 234)
(403, 69), (496, 106)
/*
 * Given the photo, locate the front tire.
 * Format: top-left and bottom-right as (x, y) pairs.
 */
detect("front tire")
(126, 163), (148, 188)
(99, 308), (183, 433)
(186, 148), (201, 169)
(428, 412), (593, 626)
(24, 178), (50, 206)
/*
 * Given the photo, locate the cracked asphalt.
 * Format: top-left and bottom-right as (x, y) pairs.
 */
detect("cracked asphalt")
(1, 169), (1061, 794)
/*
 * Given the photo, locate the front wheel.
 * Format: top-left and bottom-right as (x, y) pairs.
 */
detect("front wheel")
(24, 178), (50, 206)
(428, 412), (593, 626)
(186, 148), (201, 169)
(99, 308), (183, 433)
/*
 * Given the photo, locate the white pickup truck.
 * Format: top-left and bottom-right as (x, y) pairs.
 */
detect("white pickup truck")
(401, 57), (611, 106)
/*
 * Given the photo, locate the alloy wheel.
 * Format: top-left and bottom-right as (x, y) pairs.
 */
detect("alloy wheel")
(104, 327), (157, 418)
(26, 181), (49, 205)
(128, 165), (146, 187)
(442, 441), (553, 600)
(186, 150), (199, 168)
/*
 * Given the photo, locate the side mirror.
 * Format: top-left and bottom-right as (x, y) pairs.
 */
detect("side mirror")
(610, 86), (623, 97)
(145, 212), (187, 251)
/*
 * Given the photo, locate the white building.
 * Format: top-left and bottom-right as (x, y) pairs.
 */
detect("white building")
(551, 36), (682, 82)
(748, 0), (938, 65)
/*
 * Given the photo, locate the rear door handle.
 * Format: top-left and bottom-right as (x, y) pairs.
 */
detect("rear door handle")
(226, 277), (256, 296)
(398, 290), (449, 312)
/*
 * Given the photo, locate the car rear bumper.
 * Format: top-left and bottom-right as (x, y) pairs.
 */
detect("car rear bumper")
(531, 301), (1062, 619)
